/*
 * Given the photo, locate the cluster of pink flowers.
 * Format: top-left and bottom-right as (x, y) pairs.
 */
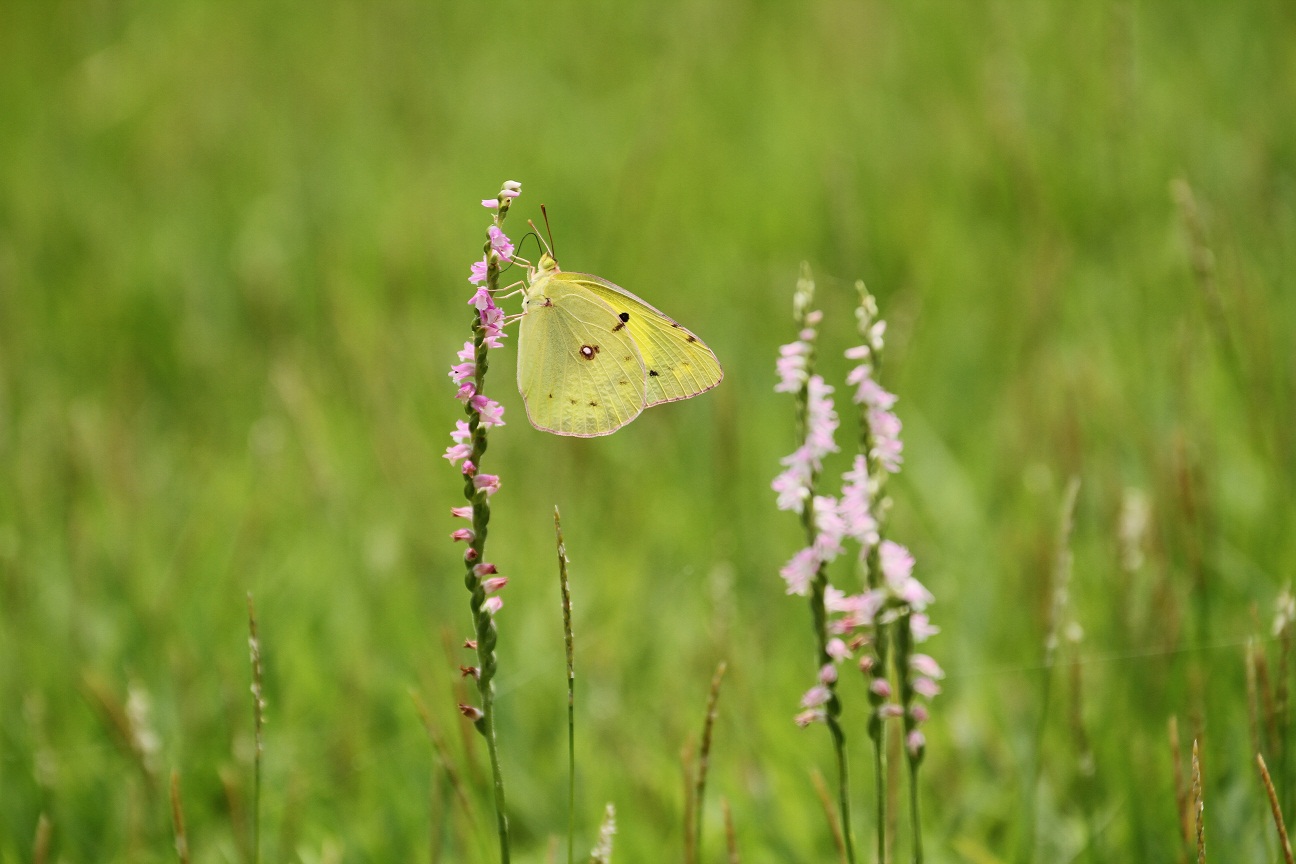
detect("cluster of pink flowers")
(776, 288), (941, 744)
(444, 183), (520, 624)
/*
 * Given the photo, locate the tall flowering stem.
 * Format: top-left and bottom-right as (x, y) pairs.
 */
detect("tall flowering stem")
(774, 264), (857, 864)
(445, 180), (520, 864)
(775, 270), (941, 864)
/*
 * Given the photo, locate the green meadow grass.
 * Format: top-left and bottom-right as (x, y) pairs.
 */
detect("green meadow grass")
(3, 0), (1295, 860)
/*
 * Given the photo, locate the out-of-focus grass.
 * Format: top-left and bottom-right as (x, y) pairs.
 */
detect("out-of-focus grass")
(2, 0), (1295, 860)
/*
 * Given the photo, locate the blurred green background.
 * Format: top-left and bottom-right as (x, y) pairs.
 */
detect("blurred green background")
(3, 0), (1295, 861)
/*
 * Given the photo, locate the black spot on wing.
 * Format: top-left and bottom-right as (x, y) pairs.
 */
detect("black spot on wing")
(649, 369), (659, 377)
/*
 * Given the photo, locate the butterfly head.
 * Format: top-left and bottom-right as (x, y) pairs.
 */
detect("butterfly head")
(536, 252), (561, 276)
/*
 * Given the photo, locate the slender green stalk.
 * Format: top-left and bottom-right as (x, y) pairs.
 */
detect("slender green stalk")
(169, 771), (191, 864)
(245, 593), (265, 864)
(554, 507), (576, 864)
(693, 661), (727, 864)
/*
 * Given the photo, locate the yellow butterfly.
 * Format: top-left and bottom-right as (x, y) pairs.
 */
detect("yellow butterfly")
(517, 253), (723, 437)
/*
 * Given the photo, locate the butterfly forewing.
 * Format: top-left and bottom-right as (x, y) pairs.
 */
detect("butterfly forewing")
(553, 273), (723, 406)
(517, 282), (648, 437)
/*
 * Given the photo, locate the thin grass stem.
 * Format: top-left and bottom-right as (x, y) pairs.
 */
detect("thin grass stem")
(554, 507), (576, 864)
(1258, 753), (1295, 864)
(169, 770), (191, 864)
(245, 594), (265, 864)
(692, 661), (727, 864)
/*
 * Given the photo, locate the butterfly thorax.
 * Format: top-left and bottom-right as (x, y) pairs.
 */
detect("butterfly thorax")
(522, 252), (562, 313)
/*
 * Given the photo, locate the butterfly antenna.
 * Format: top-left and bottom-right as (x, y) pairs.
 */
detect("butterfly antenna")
(540, 204), (557, 259)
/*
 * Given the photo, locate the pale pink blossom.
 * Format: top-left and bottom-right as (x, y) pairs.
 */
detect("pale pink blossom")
(826, 638), (850, 662)
(458, 703), (484, 720)
(779, 547), (819, 596)
(870, 407), (904, 472)
(483, 596), (503, 615)
(906, 730), (926, 757)
(449, 361), (476, 386)
(812, 495), (846, 562)
(805, 376), (839, 458)
(443, 442), (472, 464)
(450, 528), (473, 542)
(910, 613), (940, 641)
(450, 506), (473, 519)
(878, 702), (904, 719)
(772, 447), (814, 513)
(794, 708), (825, 727)
(455, 382), (475, 403)
(910, 654), (944, 679)
(468, 287), (494, 310)
(775, 341), (811, 393)
(801, 686), (831, 708)
(460, 459), (476, 477)
(473, 562), (498, 576)
(470, 394), (506, 427)
(460, 665), (480, 680)
(481, 198), (499, 209)
(469, 258), (489, 285)
(838, 455), (878, 545)
(910, 704), (929, 723)
(913, 677), (941, 698)
(818, 664), (837, 685)
(482, 577), (508, 594)
(473, 473), (501, 496)
(869, 678), (892, 699)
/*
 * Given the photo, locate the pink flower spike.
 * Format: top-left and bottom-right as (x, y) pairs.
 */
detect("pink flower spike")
(869, 678), (893, 699)
(819, 664), (838, 685)
(455, 382), (476, 403)
(826, 638), (850, 662)
(481, 198), (499, 209)
(469, 258), (489, 285)
(457, 342), (476, 363)
(910, 654), (944, 679)
(451, 420), (472, 443)
(461, 460), (476, 477)
(482, 577), (508, 594)
(469, 286), (494, 310)
(473, 473), (501, 496)
(801, 685), (831, 709)
(473, 562), (498, 576)
(906, 730), (926, 757)
(913, 677), (942, 698)
(450, 505), (473, 519)
(450, 528), (474, 543)
(483, 596), (504, 615)
(458, 703), (484, 721)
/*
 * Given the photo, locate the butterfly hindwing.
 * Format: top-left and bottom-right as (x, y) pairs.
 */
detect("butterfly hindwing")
(550, 272), (724, 406)
(517, 280), (648, 437)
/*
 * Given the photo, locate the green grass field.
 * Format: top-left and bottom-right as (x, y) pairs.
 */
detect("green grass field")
(3, 1), (1296, 861)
